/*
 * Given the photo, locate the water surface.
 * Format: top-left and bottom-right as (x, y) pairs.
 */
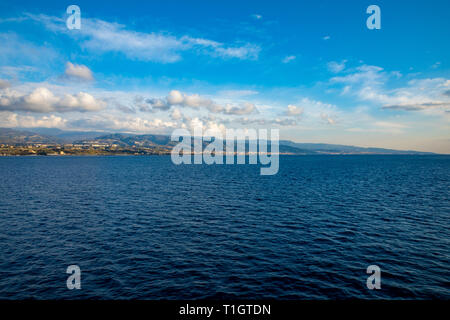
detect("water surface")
(0, 155), (448, 299)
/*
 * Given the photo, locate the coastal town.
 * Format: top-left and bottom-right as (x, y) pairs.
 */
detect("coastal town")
(0, 143), (172, 156)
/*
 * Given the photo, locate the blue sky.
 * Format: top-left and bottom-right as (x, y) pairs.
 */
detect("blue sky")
(0, 0), (449, 152)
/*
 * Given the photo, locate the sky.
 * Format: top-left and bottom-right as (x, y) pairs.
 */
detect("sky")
(0, 0), (449, 153)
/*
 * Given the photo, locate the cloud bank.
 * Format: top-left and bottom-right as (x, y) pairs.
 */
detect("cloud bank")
(137, 90), (258, 115)
(0, 87), (106, 112)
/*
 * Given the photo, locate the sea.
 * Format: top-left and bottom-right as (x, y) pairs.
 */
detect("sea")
(0, 155), (448, 299)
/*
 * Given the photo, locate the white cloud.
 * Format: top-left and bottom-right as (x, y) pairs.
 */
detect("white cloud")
(323, 35), (331, 40)
(223, 102), (256, 115)
(331, 65), (450, 114)
(0, 112), (67, 128)
(218, 89), (259, 98)
(167, 90), (184, 105)
(297, 97), (337, 113)
(291, 97), (340, 125)
(211, 44), (260, 60)
(341, 85), (351, 95)
(109, 117), (176, 132)
(0, 87), (106, 112)
(170, 108), (182, 120)
(69, 114), (176, 133)
(321, 113), (336, 125)
(431, 62), (441, 69)
(282, 55), (296, 63)
(182, 117), (227, 136)
(29, 14), (260, 62)
(251, 14), (263, 20)
(382, 101), (450, 111)
(140, 90), (258, 115)
(327, 60), (346, 73)
(331, 65), (384, 85)
(64, 62), (94, 81)
(286, 104), (303, 116)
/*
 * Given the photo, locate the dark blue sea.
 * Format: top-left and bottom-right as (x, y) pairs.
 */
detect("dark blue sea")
(0, 155), (448, 299)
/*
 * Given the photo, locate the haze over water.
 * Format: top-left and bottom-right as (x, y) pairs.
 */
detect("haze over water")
(0, 155), (448, 299)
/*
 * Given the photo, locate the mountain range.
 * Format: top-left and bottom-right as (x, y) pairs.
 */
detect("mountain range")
(0, 127), (434, 155)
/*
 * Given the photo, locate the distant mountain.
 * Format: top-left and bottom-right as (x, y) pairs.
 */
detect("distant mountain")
(279, 140), (432, 155)
(19, 127), (109, 143)
(77, 133), (177, 147)
(0, 128), (62, 145)
(73, 133), (435, 154)
(72, 133), (318, 154)
(0, 128), (435, 154)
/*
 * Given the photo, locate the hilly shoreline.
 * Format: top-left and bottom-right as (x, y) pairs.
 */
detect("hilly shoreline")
(0, 128), (435, 156)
